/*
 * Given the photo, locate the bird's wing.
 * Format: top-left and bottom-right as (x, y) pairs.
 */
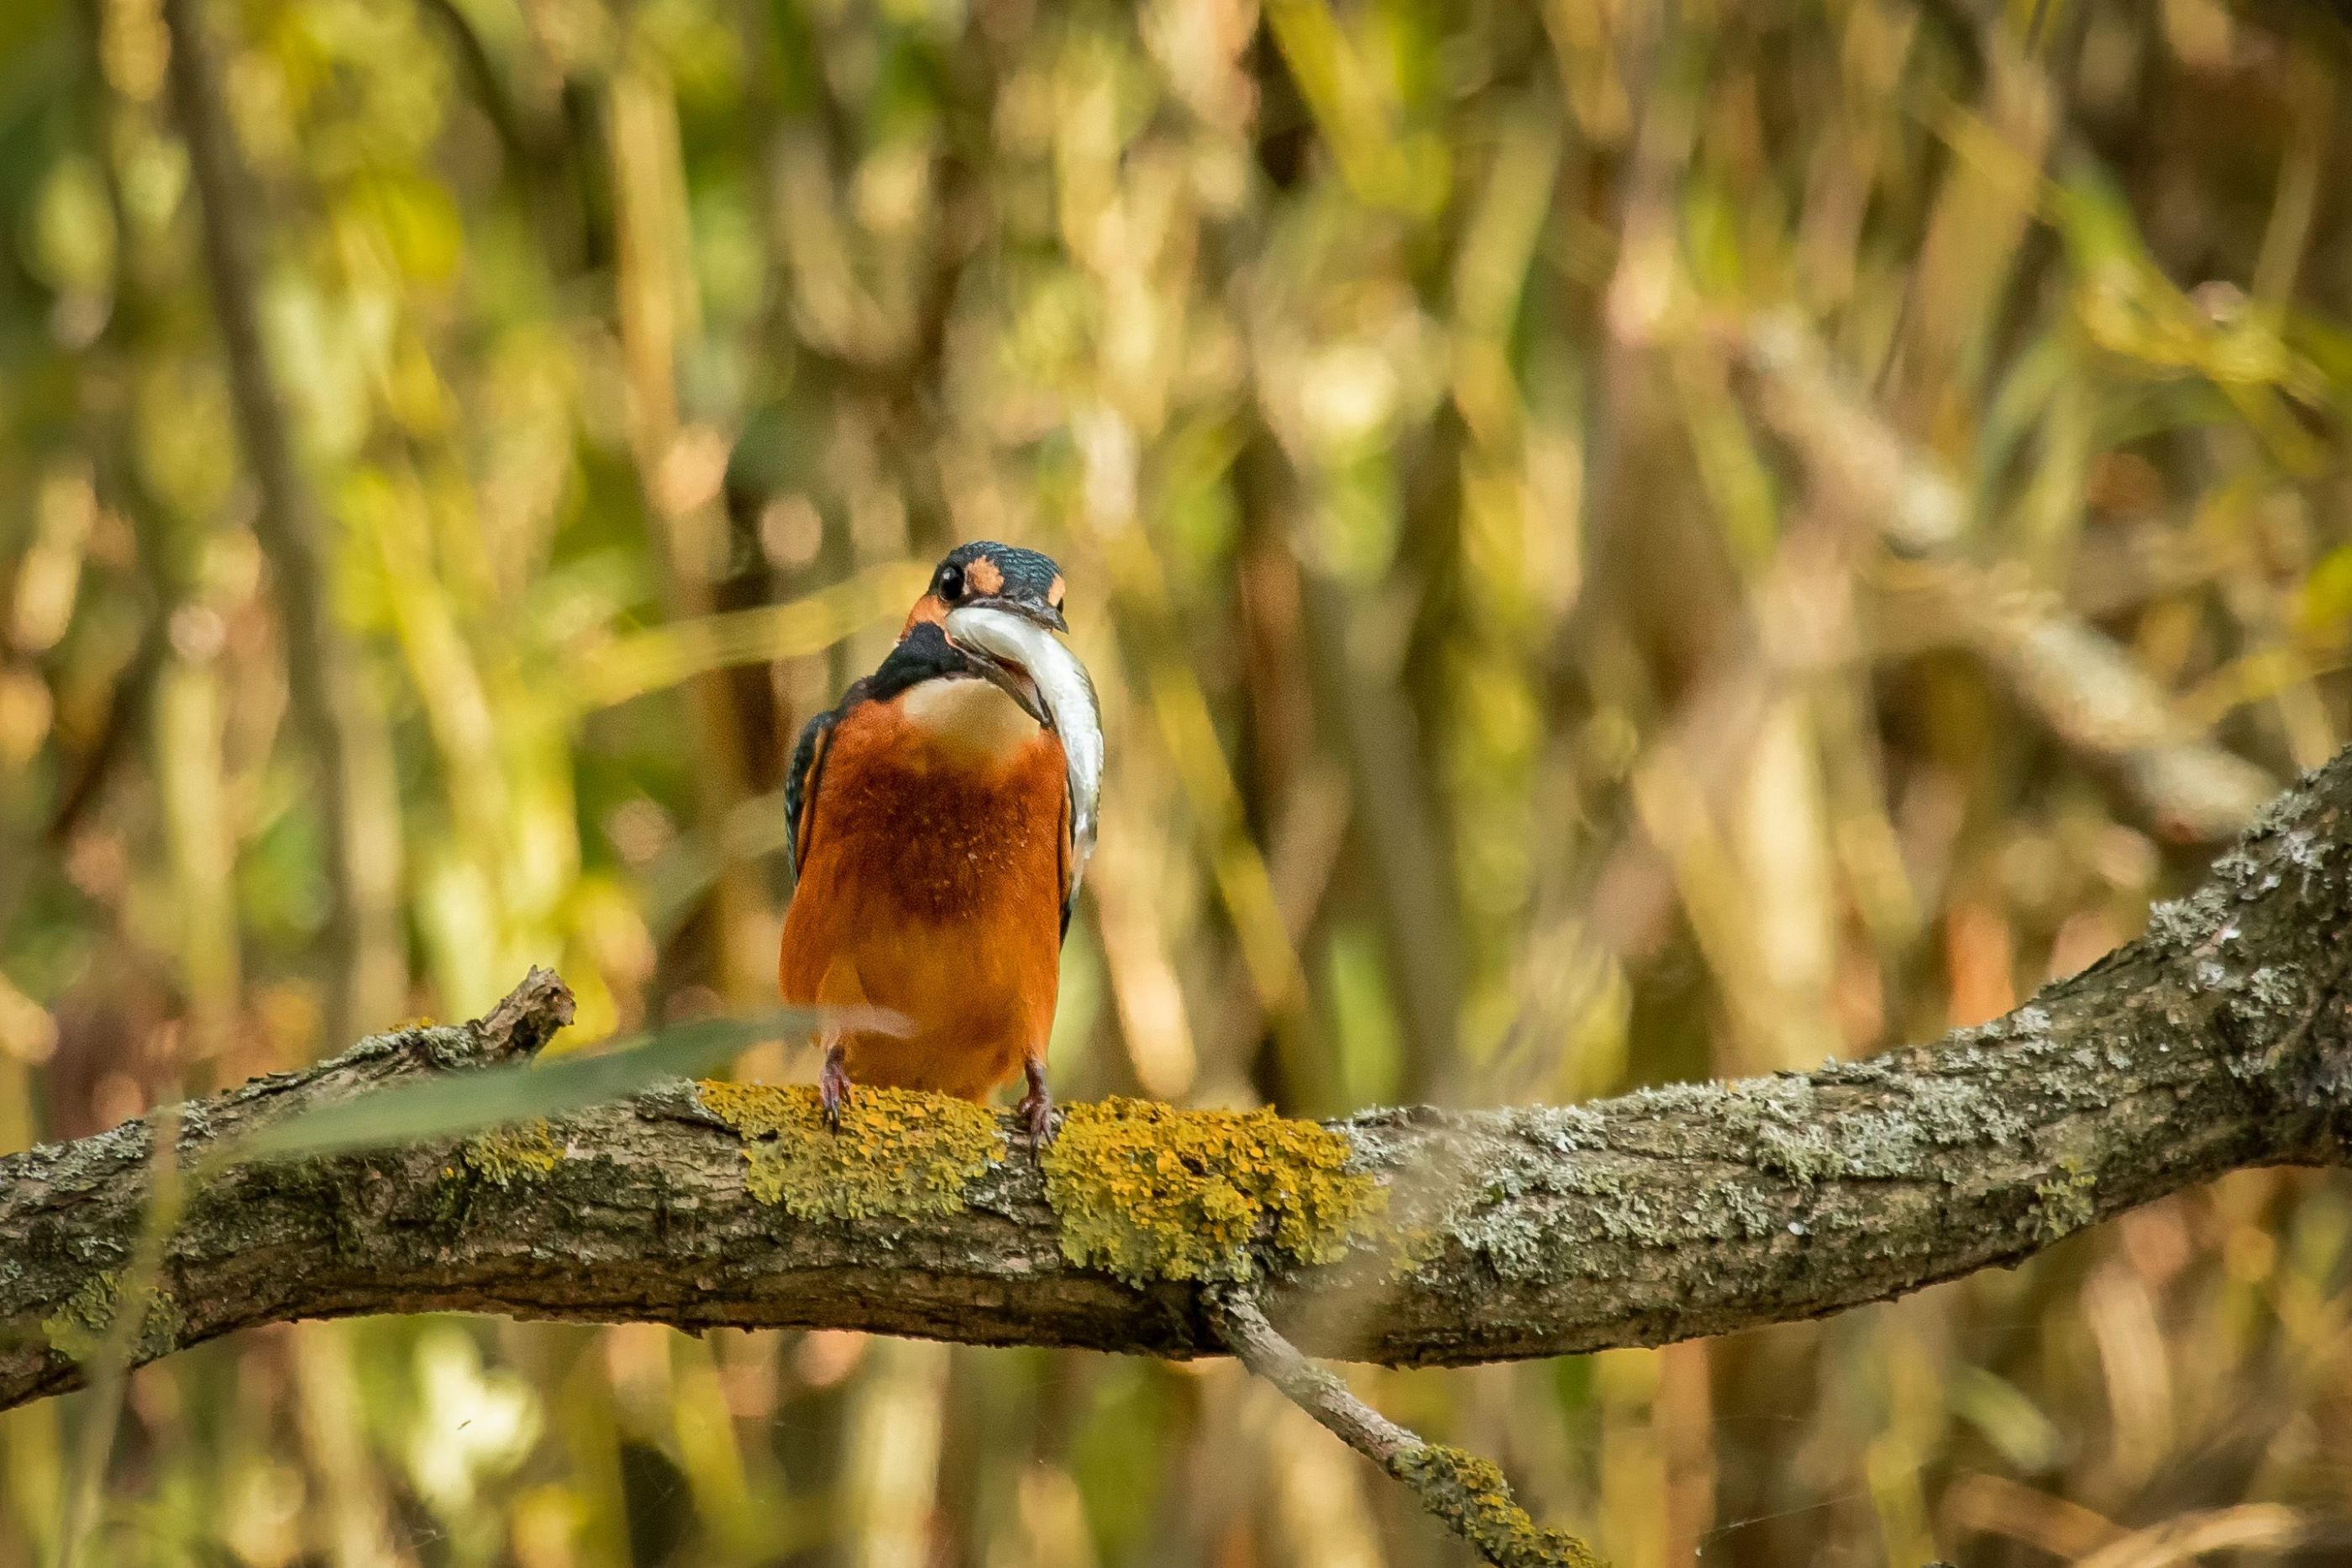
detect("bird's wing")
(784, 683), (863, 886)
(786, 625), (1008, 888)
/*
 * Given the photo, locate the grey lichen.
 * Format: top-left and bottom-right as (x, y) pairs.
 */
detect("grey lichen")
(1434, 1128), (1765, 1282)
(416, 1023), (496, 1071)
(1713, 1074), (2028, 1183)
(1521, 1105), (1606, 1154)
(2245, 966), (2307, 1014)
(1409, 1065), (2047, 1284)
(2281, 830), (2328, 873)
(2146, 887), (2234, 953)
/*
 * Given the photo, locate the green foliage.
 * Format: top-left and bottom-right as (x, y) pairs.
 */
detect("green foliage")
(243, 1012), (816, 1162)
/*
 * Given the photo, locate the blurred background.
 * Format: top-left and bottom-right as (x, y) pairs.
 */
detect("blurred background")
(4, 0), (2352, 1561)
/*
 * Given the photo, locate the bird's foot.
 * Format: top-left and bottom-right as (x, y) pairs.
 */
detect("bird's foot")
(819, 1042), (851, 1132)
(1016, 1060), (1058, 1151)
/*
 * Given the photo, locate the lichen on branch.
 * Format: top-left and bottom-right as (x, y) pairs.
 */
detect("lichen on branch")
(696, 1080), (1004, 1219)
(1039, 1097), (1387, 1285)
(3, 740), (2352, 1424)
(1205, 1287), (1606, 1568)
(1391, 1445), (1604, 1568)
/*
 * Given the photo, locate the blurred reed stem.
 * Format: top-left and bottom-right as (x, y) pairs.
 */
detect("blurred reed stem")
(160, 0), (407, 1044)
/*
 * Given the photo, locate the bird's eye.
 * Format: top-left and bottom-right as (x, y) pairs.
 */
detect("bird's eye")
(939, 566), (963, 600)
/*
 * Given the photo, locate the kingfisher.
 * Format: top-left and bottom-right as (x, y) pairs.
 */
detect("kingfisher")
(778, 542), (1102, 1141)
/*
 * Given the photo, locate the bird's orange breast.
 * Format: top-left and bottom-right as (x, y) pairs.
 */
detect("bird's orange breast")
(777, 679), (1068, 1100)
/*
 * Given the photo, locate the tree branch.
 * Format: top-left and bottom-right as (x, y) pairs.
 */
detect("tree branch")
(7, 743), (2352, 1419)
(1207, 1288), (1602, 1568)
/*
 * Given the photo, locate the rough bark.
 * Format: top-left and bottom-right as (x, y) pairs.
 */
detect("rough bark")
(7, 747), (2352, 1417)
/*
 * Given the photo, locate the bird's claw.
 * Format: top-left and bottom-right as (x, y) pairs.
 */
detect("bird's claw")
(819, 1044), (851, 1132)
(1016, 1092), (1058, 1149)
(1016, 1061), (1057, 1151)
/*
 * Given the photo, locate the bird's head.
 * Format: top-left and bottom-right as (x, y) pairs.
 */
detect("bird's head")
(889, 539), (1104, 873)
(903, 541), (1068, 639)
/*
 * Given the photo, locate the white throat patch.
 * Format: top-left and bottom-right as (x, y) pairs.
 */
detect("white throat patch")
(899, 674), (1041, 760)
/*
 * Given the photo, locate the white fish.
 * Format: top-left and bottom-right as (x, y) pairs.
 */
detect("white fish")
(944, 604), (1104, 899)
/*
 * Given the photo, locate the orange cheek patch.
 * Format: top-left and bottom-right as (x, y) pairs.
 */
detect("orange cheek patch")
(1047, 574), (1064, 610)
(964, 557), (1005, 596)
(901, 594), (948, 636)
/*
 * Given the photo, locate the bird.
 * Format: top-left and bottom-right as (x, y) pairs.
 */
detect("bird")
(777, 541), (1101, 1142)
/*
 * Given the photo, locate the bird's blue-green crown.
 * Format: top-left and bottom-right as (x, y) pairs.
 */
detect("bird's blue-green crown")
(932, 542), (1063, 607)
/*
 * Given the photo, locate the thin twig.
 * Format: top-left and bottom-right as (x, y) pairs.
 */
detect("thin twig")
(1205, 1287), (1607, 1568)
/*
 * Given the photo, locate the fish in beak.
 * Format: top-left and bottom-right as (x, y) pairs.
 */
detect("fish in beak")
(942, 601), (1102, 869)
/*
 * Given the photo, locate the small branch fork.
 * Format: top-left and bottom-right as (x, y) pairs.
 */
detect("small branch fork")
(1206, 1287), (1605, 1568)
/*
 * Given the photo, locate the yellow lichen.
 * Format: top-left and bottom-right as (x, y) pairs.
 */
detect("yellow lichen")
(464, 1120), (564, 1186)
(1393, 1445), (1605, 1568)
(1039, 1098), (1386, 1285)
(42, 1270), (185, 1365)
(695, 1081), (1003, 1219)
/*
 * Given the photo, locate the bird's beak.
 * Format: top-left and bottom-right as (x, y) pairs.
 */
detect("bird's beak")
(945, 600), (1063, 726)
(965, 595), (1068, 636)
(946, 606), (1051, 725)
